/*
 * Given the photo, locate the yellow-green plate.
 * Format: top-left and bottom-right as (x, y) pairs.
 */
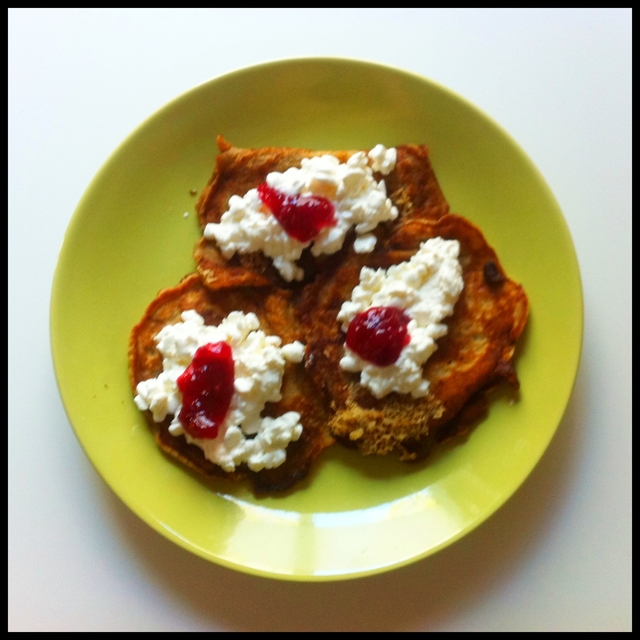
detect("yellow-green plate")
(51, 58), (583, 581)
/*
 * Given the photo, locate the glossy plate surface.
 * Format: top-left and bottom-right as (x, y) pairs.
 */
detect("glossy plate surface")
(51, 58), (583, 581)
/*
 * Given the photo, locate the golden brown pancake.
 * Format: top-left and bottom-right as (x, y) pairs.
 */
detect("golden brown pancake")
(129, 273), (334, 493)
(298, 214), (529, 460)
(194, 136), (450, 290)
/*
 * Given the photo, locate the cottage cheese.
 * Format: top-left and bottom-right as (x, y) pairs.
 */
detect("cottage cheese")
(337, 238), (464, 398)
(134, 310), (305, 472)
(204, 146), (399, 281)
(368, 144), (397, 175)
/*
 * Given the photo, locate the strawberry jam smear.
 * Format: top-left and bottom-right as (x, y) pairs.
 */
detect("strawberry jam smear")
(346, 306), (411, 367)
(177, 342), (234, 439)
(257, 183), (336, 243)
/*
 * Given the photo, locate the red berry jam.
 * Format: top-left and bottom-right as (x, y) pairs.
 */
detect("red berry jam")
(257, 183), (336, 243)
(346, 306), (411, 367)
(177, 341), (234, 439)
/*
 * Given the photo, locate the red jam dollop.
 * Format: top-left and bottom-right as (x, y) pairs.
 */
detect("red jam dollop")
(177, 341), (235, 439)
(257, 183), (336, 243)
(346, 306), (411, 367)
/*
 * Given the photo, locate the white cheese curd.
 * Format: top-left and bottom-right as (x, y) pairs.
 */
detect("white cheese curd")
(337, 237), (464, 399)
(368, 144), (397, 175)
(134, 310), (305, 472)
(203, 146), (399, 281)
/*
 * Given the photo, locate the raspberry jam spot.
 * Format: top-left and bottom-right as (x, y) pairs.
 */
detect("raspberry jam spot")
(177, 341), (234, 439)
(257, 183), (336, 243)
(346, 306), (411, 367)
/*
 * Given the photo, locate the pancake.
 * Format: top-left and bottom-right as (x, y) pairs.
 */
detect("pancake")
(128, 273), (334, 493)
(194, 136), (450, 290)
(298, 214), (529, 460)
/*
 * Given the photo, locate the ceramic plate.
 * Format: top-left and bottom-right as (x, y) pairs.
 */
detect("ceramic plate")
(51, 58), (583, 581)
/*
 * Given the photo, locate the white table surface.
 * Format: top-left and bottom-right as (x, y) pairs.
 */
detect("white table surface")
(8, 8), (631, 632)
